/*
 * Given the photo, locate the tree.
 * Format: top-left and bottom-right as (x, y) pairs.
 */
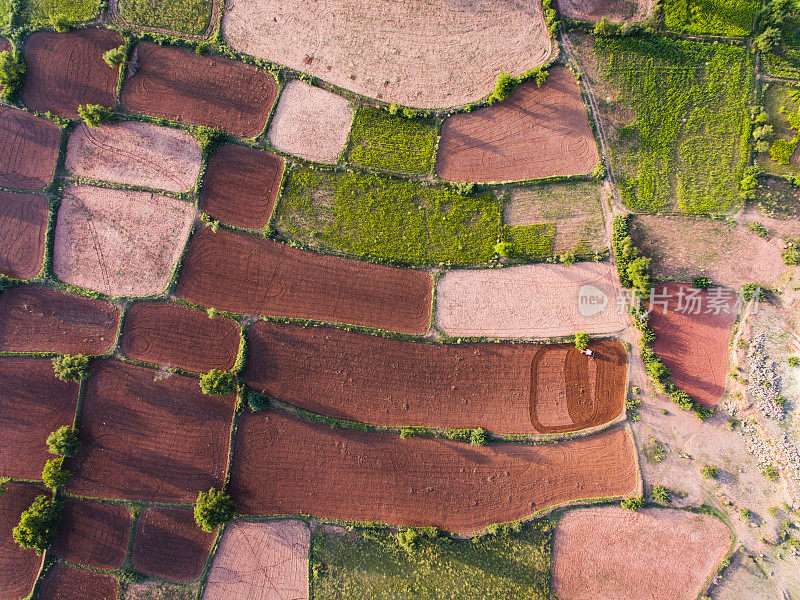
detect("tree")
(470, 427), (488, 446)
(593, 17), (619, 37)
(627, 256), (651, 295)
(621, 497), (644, 510)
(42, 457), (70, 489)
(46, 425), (80, 457)
(194, 488), (234, 532)
(13, 495), (62, 555)
(103, 46), (126, 68)
(397, 528), (420, 553)
(574, 332), (590, 352)
(488, 72), (516, 104)
(755, 27), (782, 52)
(51, 354), (90, 382)
(199, 369), (236, 395)
(0, 51), (25, 101)
(78, 104), (112, 127)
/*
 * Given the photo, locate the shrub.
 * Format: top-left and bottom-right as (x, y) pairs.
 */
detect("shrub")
(444, 429), (472, 442)
(0, 51), (25, 101)
(574, 332), (589, 351)
(701, 465), (718, 479)
(13, 495), (62, 555)
(591, 162), (607, 180)
(78, 104), (112, 127)
(593, 17), (620, 37)
(42, 457), (70, 489)
(755, 27), (782, 52)
(397, 528), (420, 553)
(783, 247), (800, 265)
(788, 357), (800, 367)
(194, 125), (221, 149)
(627, 256), (651, 295)
(770, 138), (798, 165)
(652, 485), (671, 503)
(763, 464), (780, 481)
(103, 46), (126, 68)
(46, 426), (80, 457)
(493, 240), (511, 258)
(488, 71), (516, 104)
(49, 13), (71, 32)
(645, 437), (667, 462)
(199, 369), (236, 395)
(51, 354), (90, 382)
(739, 165), (759, 200)
(194, 488), (234, 532)
(740, 283), (767, 301)
(752, 124), (774, 141)
(621, 497), (644, 510)
(748, 222), (769, 238)
(470, 428), (488, 446)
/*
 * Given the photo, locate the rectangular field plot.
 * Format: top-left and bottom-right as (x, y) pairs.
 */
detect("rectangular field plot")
(38, 563), (118, 600)
(53, 499), (131, 571)
(116, 0), (213, 35)
(0, 106), (61, 191)
(230, 409), (640, 534)
(246, 321), (626, 434)
(174, 228), (433, 335)
(664, 0), (758, 36)
(68, 360), (235, 503)
(20, 0), (102, 27)
(0, 190), (49, 279)
(756, 83), (800, 181)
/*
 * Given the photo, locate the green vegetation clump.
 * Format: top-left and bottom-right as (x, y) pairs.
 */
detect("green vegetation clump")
(788, 356), (800, 367)
(760, 0), (800, 79)
(193, 488), (234, 532)
(22, 0), (102, 28)
(118, 0), (213, 35)
(51, 354), (90, 382)
(505, 224), (555, 260)
(312, 523), (552, 600)
(199, 369), (236, 396)
(574, 332), (589, 351)
(275, 169), (502, 265)
(102, 45), (126, 68)
(595, 36), (753, 213)
(470, 427), (488, 446)
(13, 495), (62, 555)
(652, 485), (671, 503)
(46, 425), (80, 457)
(0, 50), (25, 102)
(763, 464), (780, 480)
(346, 105), (438, 175)
(701, 465), (719, 479)
(664, 0), (759, 36)
(748, 222), (769, 237)
(621, 497), (645, 510)
(693, 276), (712, 289)
(78, 104), (112, 127)
(42, 457), (70, 489)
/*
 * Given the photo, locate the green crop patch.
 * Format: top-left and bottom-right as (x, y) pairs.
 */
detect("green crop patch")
(273, 168), (502, 265)
(594, 35), (753, 213)
(346, 105), (438, 175)
(311, 525), (552, 600)
(757, 83), (800, 179)
(506, 223), (555, 260)
(664, 0), (759, 36)
(118, 0), (212, 35)
(21, 0), (102, 27)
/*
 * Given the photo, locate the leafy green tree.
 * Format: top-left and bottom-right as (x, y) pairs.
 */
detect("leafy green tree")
(755, 27), (782, 52)
(574, 332), (590, 352)
(593, 17), (619, 37)
(488, 72), (516, 104)
(397, 528), (420, 553)
(13, 495), (62, 555)
(199, 369), (236, 395)
(627, 256), (651, 295)
(51, 354), (90, 382)
(621, 497), (644, 510)
(470, 427), (488, 446)
(78, 104), (112, 127)
(103, 46), (126, 68)
(46, 425), (80, 457)
(0, 51), (25, 101)
(42, 457), (70, 489)
(194, 488), (234, 532)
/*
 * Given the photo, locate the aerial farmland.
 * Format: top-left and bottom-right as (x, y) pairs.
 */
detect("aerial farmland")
(0, 0), (799, 598)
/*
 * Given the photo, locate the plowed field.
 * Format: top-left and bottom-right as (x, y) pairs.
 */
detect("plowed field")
(0, 285), (119, 354)
(230, 410), (640, 533)
(53, 499), (131, 571)
(38, 563), (119, 600)
(0, 190), (49, 279)
(174, 227), (433, 334)
(0, 106), (61, 191)
(0, 482), (46, 600)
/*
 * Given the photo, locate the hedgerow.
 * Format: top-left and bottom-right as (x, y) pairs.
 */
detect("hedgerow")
(0, 49), (25, 102)
(13, 495), (62, 555)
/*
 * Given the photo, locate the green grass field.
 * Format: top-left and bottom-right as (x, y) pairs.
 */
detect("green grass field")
(22, 0), (101, 26)
(346, 106), (438, 175)
(273, 168), (502, 265)
(118, 0), (212, 35)
(663, 0), (759, 36)
(506, 224), (555, 260)
(311, 525), (552, 600)
(595, 35), (753, 213)
(757, 83), (800, 179)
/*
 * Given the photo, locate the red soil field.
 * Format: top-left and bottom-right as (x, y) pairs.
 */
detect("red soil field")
(0, 106), (61, 191)
(121, 43), (279, 138)
(0, 190), (49, 279)
(38, 563), (118, 600)
(22, 29), (123, 118)
(435, 67), (599, 183)
(0, 285), (120, 354)
(67, 360), (236, 503)
(246, 321), (625, 434)
(200, 144), (284, 229)
(53, 499), (131, 571)
(0, 482), (46, 600)
(119, 301), (240, 373)
(131, 507), (215, 583)
(648, 283), (736, 406)
(175, 227), (433, 335)
(0, 358), (78, 479)
(230, 410), (640, 534)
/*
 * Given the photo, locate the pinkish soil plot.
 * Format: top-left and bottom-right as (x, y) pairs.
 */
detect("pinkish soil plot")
(0, 190), (49, 279)
(557, 0), (656, 22)
(0, 105), (61, 191)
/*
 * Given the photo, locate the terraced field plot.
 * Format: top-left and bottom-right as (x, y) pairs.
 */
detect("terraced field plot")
(0, 106), (61, 191)
(757, 83), (800, 180)
(663, 0), (758, 36)
(0, 482), (46, 599)
(0, 191), (49, 279)
(38, 563), (119, 600)
(115, 0), (214, 35)
(53, 499), (131, 571)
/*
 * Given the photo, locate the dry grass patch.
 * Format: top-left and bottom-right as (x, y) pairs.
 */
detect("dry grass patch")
(557, 0), (656, 22)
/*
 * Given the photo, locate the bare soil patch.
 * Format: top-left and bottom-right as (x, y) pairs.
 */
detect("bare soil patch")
(557, 0), (655, 22)
(230, 410), (639, 534)
(53, 185), (195, 297)
(631, 215), (787, 289)
(121, 43), (278, 138)
(246, 321), (625, 434)
(22, 29), (122, 118)
(0, 285), (119, 354)
(202, 520), (309, 600)
(66, 121), (202, 193)
(267, 80), (354, 164)
(53, 499), (131, 571)
(647, 283), (736, 407)
(553, 506), (732, 600)
(0, 358), (78, 479)
(131, 507), (215, 583)
(0, 106), (61, 191)
(175, 227), (433, 334)
(222, 0), (551, 109)
(200, 144), (284, 229)
(0, 482), (46, 600)
(0, 190), (49, 279)
(38, 563), (119, 600)
(436, 262), (626, 338)
(120, 301), (239, 373)
(436, 68), (598, 183)
(67, 359), (235, 503)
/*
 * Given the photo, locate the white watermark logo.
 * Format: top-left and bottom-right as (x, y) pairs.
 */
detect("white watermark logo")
(578, 284), (609, 317)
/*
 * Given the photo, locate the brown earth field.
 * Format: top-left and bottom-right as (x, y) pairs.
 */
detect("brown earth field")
(557, 0), (656, 22)
(552, 506), (732, 600)
(0, 190), (49, 279)
(175, 227), (433, 335)
(53, 499), (131, 571)
(119, 301), (240, 373)
(0, 105), (61, 191)
(67, 360), (235, 503)
(435, 67), (598, 183)
(230, 410), (640, 534)
(38, 563), (119, 600)
(66, 121), (202, 193)
(202, 520), (310, 600)
(0, 358), (78, 479)
(647, 283), (736, 407)
(0, 482), (46, 600)
(131, 507), (215, 583)
(22, 29), (122, 118)
(246, 321), (626, 434)
(121, 43), (279, 138)
(0, 285), (120, 354)
(200, 144), (284, 229)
